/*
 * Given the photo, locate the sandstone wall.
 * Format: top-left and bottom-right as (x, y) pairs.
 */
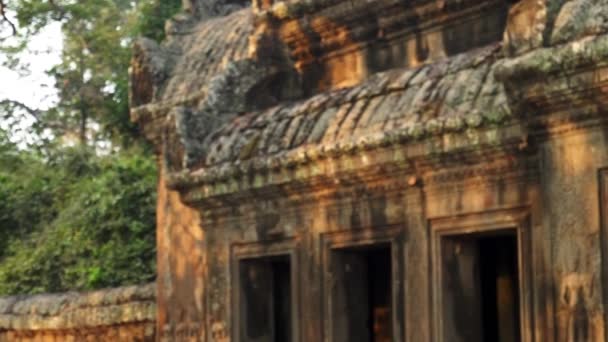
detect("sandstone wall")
(0, 283), (156, 342)
(155, 169), (209, 341)
(130, 0), (608, 340)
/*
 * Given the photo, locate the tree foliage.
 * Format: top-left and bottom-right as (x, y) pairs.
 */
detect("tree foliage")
(1, 0), (181, 147)
(0, 139), (157, 295)
(0, 0), (182, 295)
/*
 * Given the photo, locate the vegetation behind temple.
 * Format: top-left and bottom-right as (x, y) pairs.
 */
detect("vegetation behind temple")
(0, 0), (181, 295)
(0, 138), (157, 294)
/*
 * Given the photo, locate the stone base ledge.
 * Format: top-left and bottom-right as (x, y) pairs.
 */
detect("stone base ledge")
(0, 283), (156, 331)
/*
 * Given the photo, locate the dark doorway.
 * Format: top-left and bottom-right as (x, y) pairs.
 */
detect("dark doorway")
(272, 258), (291, 342)
(239, 255), (292, 342)
(441, 230), (521, 342)
(331, 244), (392, 342)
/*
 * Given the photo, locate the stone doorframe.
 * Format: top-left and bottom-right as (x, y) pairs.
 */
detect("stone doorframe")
(429, 207), (534, 342)
(320, 225), (406, 342)
(230, 237), (301, 342)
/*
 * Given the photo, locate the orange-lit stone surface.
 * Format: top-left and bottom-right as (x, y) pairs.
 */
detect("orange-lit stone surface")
(129, 0), (608, 340)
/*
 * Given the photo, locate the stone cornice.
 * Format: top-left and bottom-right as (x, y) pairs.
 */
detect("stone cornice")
(170, 121), (527, 207)
(191, 136), (537, 225)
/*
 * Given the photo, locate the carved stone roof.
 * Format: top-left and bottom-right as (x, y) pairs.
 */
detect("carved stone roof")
(197, 44), (509, 167)
(160, 9), (253, 102)
(131, 1), (515, 172)
(0, 283), (155, 331)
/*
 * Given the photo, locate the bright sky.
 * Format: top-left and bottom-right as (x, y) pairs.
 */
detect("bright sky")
(0, 16), (63, 144)
(0, 22), (63, 110)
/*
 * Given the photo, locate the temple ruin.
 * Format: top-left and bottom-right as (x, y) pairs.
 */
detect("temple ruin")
(128, 0), (608, 340)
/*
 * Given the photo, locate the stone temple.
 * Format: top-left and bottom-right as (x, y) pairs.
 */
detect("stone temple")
(2, 0), (608, 341)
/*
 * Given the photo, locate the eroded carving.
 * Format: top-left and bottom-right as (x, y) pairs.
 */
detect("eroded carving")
(503, 0), (546, 56)
(129, 38), (170, 107)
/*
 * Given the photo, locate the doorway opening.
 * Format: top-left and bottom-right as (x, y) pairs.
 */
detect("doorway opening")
(441, 230), (521, 342)
(330, 244), (392, 342)
(239, 255), (292, 342)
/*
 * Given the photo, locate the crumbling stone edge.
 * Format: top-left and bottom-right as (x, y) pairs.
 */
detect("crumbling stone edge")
(0, 283), (156, 331)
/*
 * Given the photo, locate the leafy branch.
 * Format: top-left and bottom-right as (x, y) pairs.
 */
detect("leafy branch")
(0, 99), (66, 134)
(0, 0), (66, 38)
(0, 99), (40, 116)
(0, 0), (17, 36)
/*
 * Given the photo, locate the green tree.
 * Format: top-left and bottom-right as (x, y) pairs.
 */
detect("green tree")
(1, 0), (181, 147)
(0, 145), (158, 295)
(0, 0), (181, 295)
